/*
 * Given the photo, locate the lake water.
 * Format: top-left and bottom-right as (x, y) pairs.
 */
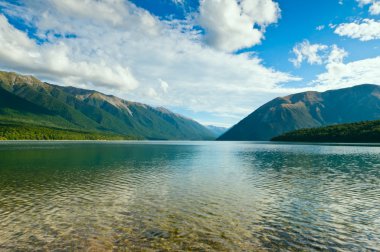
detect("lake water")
(0, 141), (379, 251)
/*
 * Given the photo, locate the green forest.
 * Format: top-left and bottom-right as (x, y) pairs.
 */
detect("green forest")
(271, 120), (380, 143)
(0, 122), (137, 140)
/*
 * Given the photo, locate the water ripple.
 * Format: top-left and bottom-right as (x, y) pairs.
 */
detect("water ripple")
(0, 141), (379, 251)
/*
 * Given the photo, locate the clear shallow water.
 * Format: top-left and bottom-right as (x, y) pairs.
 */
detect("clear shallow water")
(0, 141), (379, 251)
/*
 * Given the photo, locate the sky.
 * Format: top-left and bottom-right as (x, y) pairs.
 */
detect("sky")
(0, 0), (380, 127)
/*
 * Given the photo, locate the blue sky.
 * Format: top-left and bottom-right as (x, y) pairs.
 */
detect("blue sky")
(130, 0), (379, 83)
(1, 0), (380, 127)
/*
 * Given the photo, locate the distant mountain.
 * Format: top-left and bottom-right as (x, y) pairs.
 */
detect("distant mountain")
(0, 71), (214, 140)
(272, 120), (380, 143)
(206, 125), (228, 137)
(219, 84), (380, 141)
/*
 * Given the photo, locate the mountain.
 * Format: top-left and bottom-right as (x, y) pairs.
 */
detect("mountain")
(272, 120), (380, 143)
(218, 84), (380, 141)
(206, 125), (228, 137)
(0, 71), (214, 140)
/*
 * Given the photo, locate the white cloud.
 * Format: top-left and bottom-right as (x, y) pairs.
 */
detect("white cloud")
(327, 45), (348, 64)
(315, 56), (380, 89)
(0, 0), (298, 126)
(303, 41), (380, 91)
(316, 25), (325, 31)
(159, 79), (169, 93)
(240, 0), (280, 25)
(287, 37), (380, 93)
(50, 0), (126, 25)
(0, 14), (138, 90)
(334, 19), (380, 41)
(172, 0), (185, 5)
(357, 0), (380, 15)
(370, 1), (380, 14)
(290, 41), (349, 85)
(357, 0), (372, 5)
(198, 0), (280, 52)
(147, 87), (158, 98)
(290, 40), (329, 67)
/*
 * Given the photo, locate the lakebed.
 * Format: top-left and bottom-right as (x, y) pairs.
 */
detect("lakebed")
(0, 141), (379, 251)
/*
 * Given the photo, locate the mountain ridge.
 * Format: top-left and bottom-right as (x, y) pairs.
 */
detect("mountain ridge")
(0, 71), (215, 140)
(218, 84), (380, 141)
(206, 125), (228, 137)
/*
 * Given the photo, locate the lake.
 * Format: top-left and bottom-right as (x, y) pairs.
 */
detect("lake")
(0, 141), (379, 251)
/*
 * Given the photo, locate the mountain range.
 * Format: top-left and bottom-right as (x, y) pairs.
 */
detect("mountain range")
(0, 71), (215, 140)
(206, 125), (228, 137)
(219, 84), (380, 141)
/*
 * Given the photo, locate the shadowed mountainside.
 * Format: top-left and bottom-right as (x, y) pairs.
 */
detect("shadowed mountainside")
(219, 84), (380, 141)
(0, 71), (215, 140)
(206, 125), (228, 137)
